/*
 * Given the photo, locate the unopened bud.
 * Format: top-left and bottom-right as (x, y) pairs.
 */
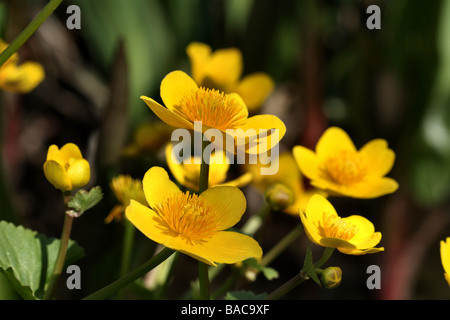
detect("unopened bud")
(264, 183), (295, 211)
(320, 266), (342, 289)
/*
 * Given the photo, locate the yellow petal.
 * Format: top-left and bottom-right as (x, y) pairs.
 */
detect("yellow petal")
(206, 48), (242, 88)
(125, 199), (179, 248)
(359, 139), (395, 177)
(189, 231), (263, 266)
(186, 42), (212, 84)
(316, 127), (357, 161)
(292, 145), (321, 181)
(337, 246), (384, 255)
(46, 145), (65, 166)
(60, 143), (83, 161)
(299, 210), (323, 246)
(341, 215), (376, 246)
(142, 166), (181, 208)
(160, 70), (198, 111)
(165, 143), (189, 187)
(345, 177), (399, 198)
(236, 114), (286, 154)
(67, 159), (90, 189)
(304, 194), (337, 228)
(218, 172), (253, 188)
(43, 160), (72, 191)
(234, 73), (274, 112)
(140, 96), (193, 130)
(440, 238), (450, 280)
(200, 186), (246, 231)
(3, 62), (45, 93)
(7, 61), (45, 93)
(320, 237), (356, 249)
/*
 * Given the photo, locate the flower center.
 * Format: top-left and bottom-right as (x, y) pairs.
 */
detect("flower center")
(322, 213), (358, 241)
(173, 87), (247, 131)
(153, 192), (219, 243)
(325, 151), (366, 184)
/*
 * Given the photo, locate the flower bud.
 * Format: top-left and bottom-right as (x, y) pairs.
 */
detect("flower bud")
(264, 183), (295, 211)
(320, 266), (342, 289)
(43, 143), (90, 192)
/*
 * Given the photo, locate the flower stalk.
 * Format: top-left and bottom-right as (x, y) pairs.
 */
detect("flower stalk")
(265, 247), (335, 300)
(0, 0), (64, 67)
(198, 138), (211, 300)
(43, 191), (74, 300)
(83, 247), (175, 300)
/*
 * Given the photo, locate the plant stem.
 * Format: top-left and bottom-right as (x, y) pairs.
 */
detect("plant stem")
(264, 247), (335, 300)
(197, 138), (211, 300)
(0, 0), (64, 67)
(264, 270), (309, 300)
(116, 218), (136, 299)
(260, 224), (303, 267)
(44, 193), (74, 300)
(83, 247), (175, 300)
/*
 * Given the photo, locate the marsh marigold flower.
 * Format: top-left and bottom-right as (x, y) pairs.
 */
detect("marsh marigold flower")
(440, 237), (450, 286)
(165, 143), (252, 192)
(140, 70), (285, 154)
(245, 152), (326, 215)
(300, 194), (384, 255)
(43, 143), (90, 192)
(105, 175), (147, 223)
(125, 166), (262, 266)
(293, 127), (398, 198)
(0, 40), (44, 93)
(186, 42), (274, 112)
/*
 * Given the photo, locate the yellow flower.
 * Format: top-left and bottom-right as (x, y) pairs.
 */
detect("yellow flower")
(245, 152), (326, 215)
(0, 40), (44, 93)
(140, 70), (285, 154)
(293, 127), (398, 198)
(300, 194), (384, 255)
(165, 143), (253, 192)
(125, 166), (262, 266)
(43, 143), (90, 192)
(105, 175), (147, 224)
(186, 42), (275, 112)
(440, 237), (450, 286)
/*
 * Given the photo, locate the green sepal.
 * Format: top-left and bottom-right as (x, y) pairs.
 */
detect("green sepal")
(302, 246), (322, 286)
(67, 186), (103, 216)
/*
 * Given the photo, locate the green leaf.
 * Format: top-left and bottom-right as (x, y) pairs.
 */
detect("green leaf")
(68, 186), (103, 216)
(302, 246), (321, 287)
(225, 290), (267, 300)
(0, 221), (84, 300)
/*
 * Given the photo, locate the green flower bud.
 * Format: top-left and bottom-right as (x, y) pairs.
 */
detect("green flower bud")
(320, 266), (342, 289)
(264, 183), (295, 211)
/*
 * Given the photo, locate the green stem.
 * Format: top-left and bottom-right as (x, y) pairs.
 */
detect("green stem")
(264, 247), (336, 300)
(44, 196), (74, 300)
(198, 261), (210, 300)
(264, 270), (309, 300)
(314, 247), (335, 269)
(198, 140), (210, 194)
(155, 252), (179, 299)
(83, 247), (175, 300)
(0, 0), (64, 67)
(197, 138), (211, 300)
(116, 218), (136, 299)
(260, 224), (303, 267)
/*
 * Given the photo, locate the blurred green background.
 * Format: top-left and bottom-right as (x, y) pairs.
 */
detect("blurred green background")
(0, 0), (449, 300)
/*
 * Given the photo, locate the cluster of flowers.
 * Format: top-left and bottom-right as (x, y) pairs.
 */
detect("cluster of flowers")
(3, 38), (448, 292)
